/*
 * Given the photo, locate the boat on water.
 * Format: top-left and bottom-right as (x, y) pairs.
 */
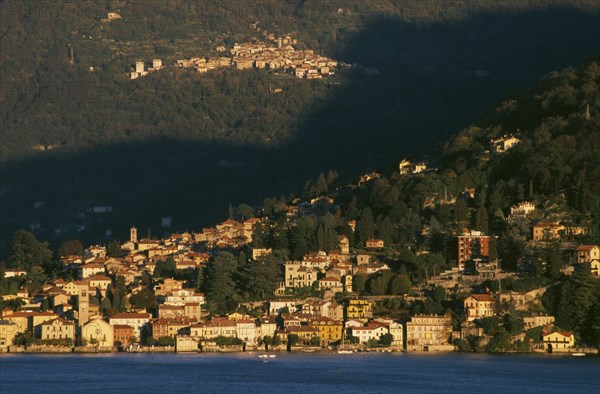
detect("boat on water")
(258, 354), (276, 358)
(337, 334), (353, 354)
(301, 349), (316, 353)
(572, 352), (586, 357)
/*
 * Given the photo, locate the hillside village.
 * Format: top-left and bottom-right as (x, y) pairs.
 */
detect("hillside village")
(1, 147), (598, 354)
(130, 24), (343, 80)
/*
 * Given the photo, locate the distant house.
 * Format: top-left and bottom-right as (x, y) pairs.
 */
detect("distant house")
(365, 239), (384, 249)
(405, 314), (452, 350)
(457, 230), (491, 271)
(349, 324), (388, 344)
(509, 202), (535, 219)
(345, 299), (372, 320)
(463, 294), (497, 321)
(0, 320), (19, 349)
(113, 324), (136, 346)
(532, 222), (565, 241)
(79, 263), (105, 279)
(338, 236), (350, 254)
(109, 312), (151, 338)
(3, 270), (27, 278)
(576, 244), (600, 263)
(542, 331), (575, 350)
(490, 135), (520, 153)
(285, 262), (318, 288)
(286, 326), (320, 345)
(41, 317), (75, 343)
(576, 244), (600, 276)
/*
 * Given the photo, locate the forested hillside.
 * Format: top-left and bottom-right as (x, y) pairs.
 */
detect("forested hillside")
(0, 0), (598, 256)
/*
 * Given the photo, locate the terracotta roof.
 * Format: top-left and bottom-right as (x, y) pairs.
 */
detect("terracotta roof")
(468, 294), (496, 302)
(576, 245), (599, 251)
(110, 312), (150, 319)
(43, 317), (74, 326)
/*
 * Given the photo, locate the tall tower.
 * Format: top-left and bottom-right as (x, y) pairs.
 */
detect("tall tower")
(79, 287), (89, 328)
(130, 226), (138, 243)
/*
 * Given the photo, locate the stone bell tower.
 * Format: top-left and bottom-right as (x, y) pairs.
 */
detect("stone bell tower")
(130, 226), (138, 243)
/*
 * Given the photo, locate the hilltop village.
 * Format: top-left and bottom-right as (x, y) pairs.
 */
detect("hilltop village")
(1, 132), (598, 355)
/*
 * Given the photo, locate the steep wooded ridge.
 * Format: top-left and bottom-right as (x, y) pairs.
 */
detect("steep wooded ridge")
(0, 0), (598, 253)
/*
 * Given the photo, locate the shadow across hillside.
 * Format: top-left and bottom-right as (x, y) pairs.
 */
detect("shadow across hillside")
(1, 4), (599, 255)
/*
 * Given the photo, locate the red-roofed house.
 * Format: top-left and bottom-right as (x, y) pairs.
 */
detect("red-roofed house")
(463, 294), (497, 321)
(109, 312), (151, 337)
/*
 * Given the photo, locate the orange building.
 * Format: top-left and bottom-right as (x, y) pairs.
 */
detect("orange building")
(458, 230), (490, 269)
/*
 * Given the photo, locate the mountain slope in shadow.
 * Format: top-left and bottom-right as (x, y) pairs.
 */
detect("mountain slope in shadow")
(1, 4), (599, 255)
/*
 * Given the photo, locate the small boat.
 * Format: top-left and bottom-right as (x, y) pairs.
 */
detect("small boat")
(258, 354), (268, 358)
(572, 352), (586, 357)
(268, 354), (276, 358)
(301, 349), (316, 353)
(337, 350), (353, 354)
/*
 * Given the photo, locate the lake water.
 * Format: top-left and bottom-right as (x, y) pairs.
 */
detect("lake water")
(0, 352), (598, 393)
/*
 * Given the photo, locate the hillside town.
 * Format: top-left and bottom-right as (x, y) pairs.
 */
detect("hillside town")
(1, 169), (598, 354)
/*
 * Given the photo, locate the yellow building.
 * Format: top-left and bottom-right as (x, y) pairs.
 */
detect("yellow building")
(41, 317), (75, 343)
(542, 331), (575, 350)
(463, 294), (497, 321)
(286, 326), (320, 345)
(0, 320), (19, 349)
(532, 222), (564, 241)
(4, 311), (58, 338)
(345, 298), (373, 320)
(406, 314), (452, 350)
(308, 317), (343, 344)
(82, 318), (114, 348)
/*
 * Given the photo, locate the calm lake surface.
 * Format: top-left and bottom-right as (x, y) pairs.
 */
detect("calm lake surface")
(0, 352), (599, 393)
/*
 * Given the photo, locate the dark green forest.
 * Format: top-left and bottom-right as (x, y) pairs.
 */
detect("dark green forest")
(1, 0), (599, 257)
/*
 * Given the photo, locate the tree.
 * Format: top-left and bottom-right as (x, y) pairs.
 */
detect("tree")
(287, 334), (299, 346)
(9, 230), (52, 272)
(106, 240), (124, 258)
(240, 255), (281, 300)
(310, 336), (321, 346)
(130, 287), (155, 310)
(389, 274), (411, 295)
(315, 173), (328, 195)
(367, 338), (380, 348)
(237, 204), (255, 219)
(474, 207), (489, 234)
(357, 208), (375, 244)
(157, 336), (175, 346)
(195, 267), (204, 291)
(100, 296), (112, 314)
(58, 239), (85, 257)
(353, 273), (367, 293)
(545, 242), (564, 279)
(379, 333), (394, 347)
(251, 223), (266, 248)
(205, 252), (237, 313)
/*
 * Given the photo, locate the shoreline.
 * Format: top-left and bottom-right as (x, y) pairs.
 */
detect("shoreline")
(1, 346), (597, 356)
